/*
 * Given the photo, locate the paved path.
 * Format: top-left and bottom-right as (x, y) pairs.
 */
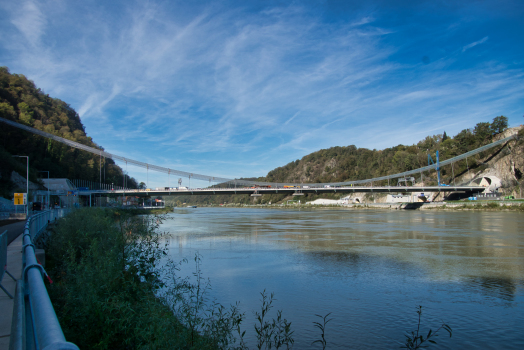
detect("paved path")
(0, 222), (25, 350)
(1, 221), (25, 245)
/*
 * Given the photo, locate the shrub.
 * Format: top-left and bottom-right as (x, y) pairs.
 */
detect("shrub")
(46, 208), (221, 349)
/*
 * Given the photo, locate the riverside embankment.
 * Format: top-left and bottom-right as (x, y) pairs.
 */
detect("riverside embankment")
(190, 200), (524, 211)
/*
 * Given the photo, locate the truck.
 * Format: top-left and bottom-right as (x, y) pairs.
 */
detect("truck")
(32, 202), (42, 211)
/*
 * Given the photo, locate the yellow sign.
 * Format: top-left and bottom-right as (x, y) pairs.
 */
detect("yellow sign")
(14, 193), (25, 205)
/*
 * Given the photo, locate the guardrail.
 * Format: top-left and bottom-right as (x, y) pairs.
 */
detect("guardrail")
(1, 230), (17, 298)
(10, 209), (79, 350)
(0, 211), (26, 220)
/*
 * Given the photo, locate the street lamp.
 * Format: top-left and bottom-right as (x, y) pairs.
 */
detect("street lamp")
(38, 170), (50, 210)
(12, 155), (29, 215)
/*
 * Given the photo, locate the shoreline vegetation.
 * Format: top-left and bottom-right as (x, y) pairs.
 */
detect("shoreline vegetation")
(173, 201), (524, 211)
(44, 208), (452, 350)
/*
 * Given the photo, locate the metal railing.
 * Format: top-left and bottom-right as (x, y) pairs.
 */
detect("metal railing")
(1, 230), (17, 298)
(10, 209), (79, 350)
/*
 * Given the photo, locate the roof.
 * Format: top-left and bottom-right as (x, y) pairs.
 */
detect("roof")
(42, 179), (76, 191)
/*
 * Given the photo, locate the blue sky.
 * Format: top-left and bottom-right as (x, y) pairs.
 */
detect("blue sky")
(1, 0), (523, 188)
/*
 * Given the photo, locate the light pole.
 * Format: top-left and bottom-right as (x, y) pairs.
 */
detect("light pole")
(38, 170), (50, 210)
(12, 155), (29, 215)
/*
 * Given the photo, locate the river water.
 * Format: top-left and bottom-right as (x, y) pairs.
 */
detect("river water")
(159, 207), (524, 349)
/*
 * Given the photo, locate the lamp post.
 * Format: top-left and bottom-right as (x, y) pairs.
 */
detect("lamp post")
(38, 170), (50, 210)
(12, 155), (29, 215)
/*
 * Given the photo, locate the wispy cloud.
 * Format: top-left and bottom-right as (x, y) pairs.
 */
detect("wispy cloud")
(9, 0), (47, 47)
(0, 1), (522, 186)
(462, 36), (489, 52)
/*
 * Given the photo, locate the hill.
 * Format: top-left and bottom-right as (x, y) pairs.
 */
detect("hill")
(0, 67), (137, 199)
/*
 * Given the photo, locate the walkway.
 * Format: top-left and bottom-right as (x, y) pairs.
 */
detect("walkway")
(0, 221), (25, 350)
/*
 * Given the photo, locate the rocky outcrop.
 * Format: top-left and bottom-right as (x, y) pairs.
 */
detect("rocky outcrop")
(10, 171), (39, 190)
(466, 126), (523, 196)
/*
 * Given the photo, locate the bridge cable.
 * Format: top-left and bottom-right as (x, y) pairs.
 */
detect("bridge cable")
(0, 117), (518, 187)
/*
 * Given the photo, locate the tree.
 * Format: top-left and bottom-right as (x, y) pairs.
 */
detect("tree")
(491, 116), (508, 135)
(454, 128), (474, 153)
(474, 122), (491, 143)
(18, 102), (34, 125)
(138, 182), (146, 189)
(442, 131), (449, 141)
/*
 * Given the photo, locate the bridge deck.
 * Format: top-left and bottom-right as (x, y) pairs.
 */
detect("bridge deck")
(77, 186), (487, 196)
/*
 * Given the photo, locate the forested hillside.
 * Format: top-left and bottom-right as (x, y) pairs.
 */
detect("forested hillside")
(265, 117), (510, 185)
(0, 67), (137, 198)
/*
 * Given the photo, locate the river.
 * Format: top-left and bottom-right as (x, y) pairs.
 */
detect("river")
(158, 207), (524, 349)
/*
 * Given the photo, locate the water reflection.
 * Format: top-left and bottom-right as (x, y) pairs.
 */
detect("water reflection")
(161, 208), (524, 287)
(466, 276), (518, 301)
(159, 208), (524, 349)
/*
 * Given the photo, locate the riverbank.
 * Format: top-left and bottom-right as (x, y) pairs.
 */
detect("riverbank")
(177, 200), (524, 211)
(119, 206), (174, 215)
(344, 200), (524, 211)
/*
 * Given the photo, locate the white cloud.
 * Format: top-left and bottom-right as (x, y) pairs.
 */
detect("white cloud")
(10, 0), (47, 47)
(462, 36), (489, 52)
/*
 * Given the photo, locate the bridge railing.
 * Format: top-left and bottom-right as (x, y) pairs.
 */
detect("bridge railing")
(10, 209), (79, 350)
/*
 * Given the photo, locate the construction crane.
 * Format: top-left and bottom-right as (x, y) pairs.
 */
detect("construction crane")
(427, 150), (441, 186)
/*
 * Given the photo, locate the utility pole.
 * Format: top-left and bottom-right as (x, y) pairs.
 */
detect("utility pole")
(38, 171), (50, 210)
(12, 155), (29, 215)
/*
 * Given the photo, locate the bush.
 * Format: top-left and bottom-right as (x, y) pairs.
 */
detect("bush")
(46, 208), (230, 349)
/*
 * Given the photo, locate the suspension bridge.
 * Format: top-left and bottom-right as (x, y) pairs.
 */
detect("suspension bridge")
(1, 117), (519, 199)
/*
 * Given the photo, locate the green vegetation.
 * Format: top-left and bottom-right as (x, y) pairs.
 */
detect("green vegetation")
(46, 208), (182, 348)
(312, 313), (332, 350)
(46, 208), (244, 349)
(120, 206), (174, 215)
(0, 67), (137, 198)
(253, 290), (294, 349)
(427, 201), (524, 211)
(265, 116), (508, 185)
(403, 306), (452, 350)
(45, 208), (452, 349)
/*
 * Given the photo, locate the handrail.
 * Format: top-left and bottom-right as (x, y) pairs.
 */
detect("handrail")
(1, 230), (16, 299)
(10, 209), (79, 350)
